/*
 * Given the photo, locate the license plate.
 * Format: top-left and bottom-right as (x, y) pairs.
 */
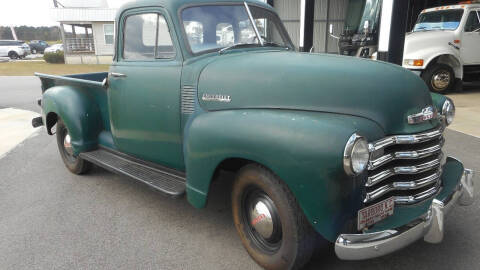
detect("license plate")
(358, 197), (395, 231)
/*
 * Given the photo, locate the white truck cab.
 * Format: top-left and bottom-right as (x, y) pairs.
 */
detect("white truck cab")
(403, 2), (480, 92)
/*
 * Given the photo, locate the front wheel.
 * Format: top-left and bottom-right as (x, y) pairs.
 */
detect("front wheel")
(232, 164), (315, 270)
(8, 52), (19, 59)
(422, 63), (455, 93)
(56, 119), (92, 174)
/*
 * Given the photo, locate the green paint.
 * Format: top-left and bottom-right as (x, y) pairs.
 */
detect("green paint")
(36, 0), (465, 243)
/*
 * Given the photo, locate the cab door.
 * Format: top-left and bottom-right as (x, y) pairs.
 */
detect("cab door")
(461, 10), (480, 65)
(108, 8), (184, 170)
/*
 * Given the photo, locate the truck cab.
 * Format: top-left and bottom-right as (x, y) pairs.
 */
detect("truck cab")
(403, 2), (480, 92)
(33, 0), (474, 269)
(330, 0), (382, 58)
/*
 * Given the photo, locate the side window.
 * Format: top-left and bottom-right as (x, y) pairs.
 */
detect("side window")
(123, 13), (175, 60)
(465, 11), (480, 32)
(104, 24), (115, 45)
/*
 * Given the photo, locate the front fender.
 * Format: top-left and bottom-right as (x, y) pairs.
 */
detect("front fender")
(42, 85), (103, 155)
(184, 109), (384, 241)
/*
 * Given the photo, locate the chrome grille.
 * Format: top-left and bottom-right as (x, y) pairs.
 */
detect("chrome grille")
(364, 126), (445, 205)
(181, 85), (196, 114)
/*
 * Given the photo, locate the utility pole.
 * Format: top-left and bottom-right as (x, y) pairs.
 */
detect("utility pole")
(10, 26), (18, 40)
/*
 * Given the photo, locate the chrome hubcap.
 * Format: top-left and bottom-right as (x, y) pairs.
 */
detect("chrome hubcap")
(242, 187), (282, 252)
(432, 71), (450, 90)
(64, 133), (73, 155)
(250, 200), (274, 239)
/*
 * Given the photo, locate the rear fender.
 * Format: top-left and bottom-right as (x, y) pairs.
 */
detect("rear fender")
(42, 85), (103, 155)
(184, 109), (384, 241)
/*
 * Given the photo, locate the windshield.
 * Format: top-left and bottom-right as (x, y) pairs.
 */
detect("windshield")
(181, 4), (293, 54)
(344, 0), (382, 33)
(413, 9), (464, 32)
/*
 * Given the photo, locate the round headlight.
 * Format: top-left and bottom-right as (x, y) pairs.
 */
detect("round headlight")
(343, 133), (370, 176)
(442, 98), (455, 126)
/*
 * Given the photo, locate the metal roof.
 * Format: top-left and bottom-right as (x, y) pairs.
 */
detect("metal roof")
(51, 7), (117, 22)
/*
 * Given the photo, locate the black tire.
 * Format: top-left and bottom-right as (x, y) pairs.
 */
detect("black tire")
(8, 52), (19, 60)
(422, 63), (455, 93)
(232, 164), (316, 270)
(56, 119), (92, 175)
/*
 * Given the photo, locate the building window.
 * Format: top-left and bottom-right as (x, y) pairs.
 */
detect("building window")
(104, 24), (114, 45)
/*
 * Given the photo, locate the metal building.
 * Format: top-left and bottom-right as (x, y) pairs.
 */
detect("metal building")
(271, 0), (349, 54)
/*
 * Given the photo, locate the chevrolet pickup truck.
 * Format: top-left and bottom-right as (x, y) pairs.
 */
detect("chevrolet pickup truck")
(32, 0), (475, 269)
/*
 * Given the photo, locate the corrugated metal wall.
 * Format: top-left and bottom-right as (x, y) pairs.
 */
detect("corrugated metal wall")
(273, 0), (348, 53)
(273, 0), (301, 48)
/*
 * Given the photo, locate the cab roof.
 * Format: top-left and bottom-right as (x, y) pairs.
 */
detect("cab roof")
(118, 0), (272, 15)
(422, 3), (480, 13)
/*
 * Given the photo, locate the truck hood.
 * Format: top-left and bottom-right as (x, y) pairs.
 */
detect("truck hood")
(197, 51), (437, 135)
(404, 31), (458, 59)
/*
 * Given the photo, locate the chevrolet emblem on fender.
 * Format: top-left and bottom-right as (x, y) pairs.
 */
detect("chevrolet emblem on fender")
(202, 93), (232, 103)
(407, 106), (438, 124)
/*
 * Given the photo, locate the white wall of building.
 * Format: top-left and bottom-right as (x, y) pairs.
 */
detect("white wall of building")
(92, 22), (115, 56)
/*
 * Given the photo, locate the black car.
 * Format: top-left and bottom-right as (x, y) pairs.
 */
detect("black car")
(28, 40), (49, 54)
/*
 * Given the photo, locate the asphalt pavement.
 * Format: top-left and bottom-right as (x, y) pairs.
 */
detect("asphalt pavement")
(0, 76), (479, 270)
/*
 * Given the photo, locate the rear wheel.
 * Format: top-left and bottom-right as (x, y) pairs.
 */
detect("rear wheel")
(232, 164), (315, 270)
(56, 119), (92, 174)
(422, 63), (455, 93)
(8, 52), (18, 59)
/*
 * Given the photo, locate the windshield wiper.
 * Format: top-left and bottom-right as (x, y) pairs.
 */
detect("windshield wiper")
(218, 43), (261, 55)
(263, 42), (290, 50)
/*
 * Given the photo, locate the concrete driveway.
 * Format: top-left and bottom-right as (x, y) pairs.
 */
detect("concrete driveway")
(0, 76), (479, 269)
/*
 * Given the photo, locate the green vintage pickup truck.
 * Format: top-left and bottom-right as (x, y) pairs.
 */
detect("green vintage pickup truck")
(32, 0), (474, 269)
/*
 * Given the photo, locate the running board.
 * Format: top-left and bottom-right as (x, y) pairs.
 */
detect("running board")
(79, 149), (186, 197)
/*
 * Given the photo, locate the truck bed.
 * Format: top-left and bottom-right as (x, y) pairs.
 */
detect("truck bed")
(35, 72), (108, 93)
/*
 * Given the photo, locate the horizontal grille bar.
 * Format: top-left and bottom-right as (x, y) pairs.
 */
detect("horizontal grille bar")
(364, 171), (441, 203)
(393, 182), (441, 205)
(368, 126), (443, 153)
(368, 138), (444, 171)
(367, 153), (443, 187)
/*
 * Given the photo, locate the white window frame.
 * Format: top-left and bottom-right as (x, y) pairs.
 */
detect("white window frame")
(103, 24), (115, 45)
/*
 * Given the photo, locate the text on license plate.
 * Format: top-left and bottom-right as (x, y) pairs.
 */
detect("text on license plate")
(358, 197), (395, 231)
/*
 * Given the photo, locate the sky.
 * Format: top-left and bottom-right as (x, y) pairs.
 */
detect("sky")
(0, 0), (131, 27)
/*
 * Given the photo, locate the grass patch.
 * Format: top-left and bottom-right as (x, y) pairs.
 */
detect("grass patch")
(0, 62), (109, 76)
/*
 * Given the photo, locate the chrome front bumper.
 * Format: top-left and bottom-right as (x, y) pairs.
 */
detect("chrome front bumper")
(335, 169), (474, 260)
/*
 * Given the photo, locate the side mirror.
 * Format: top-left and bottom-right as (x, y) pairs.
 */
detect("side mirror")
(363, 20), (370, 33)
(329, 24), (340, 40)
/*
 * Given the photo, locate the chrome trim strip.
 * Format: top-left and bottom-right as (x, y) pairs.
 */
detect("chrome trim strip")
(393, 182), (441, 205)
(364, 171), (441, 203)
(368, 126), (443, 153)
(368, 138), (444, 171)
(367, 153), (443, 187)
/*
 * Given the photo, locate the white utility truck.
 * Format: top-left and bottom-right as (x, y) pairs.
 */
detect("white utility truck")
(403, 2), (480, 92)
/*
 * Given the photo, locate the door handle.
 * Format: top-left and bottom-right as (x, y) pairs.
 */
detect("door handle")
(110, 72), (127, 78)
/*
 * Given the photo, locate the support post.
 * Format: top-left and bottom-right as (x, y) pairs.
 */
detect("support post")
(299, 0), (315, 52)
(377, 0), (410, 65)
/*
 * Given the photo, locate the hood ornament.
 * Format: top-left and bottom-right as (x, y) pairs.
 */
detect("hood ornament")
(408, 106), (437, 125)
